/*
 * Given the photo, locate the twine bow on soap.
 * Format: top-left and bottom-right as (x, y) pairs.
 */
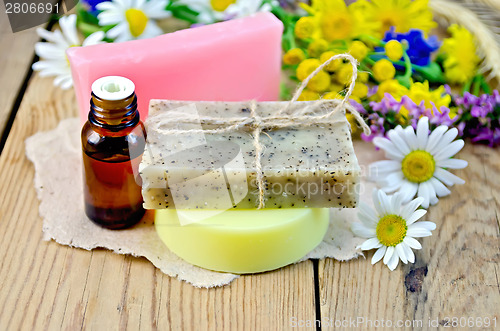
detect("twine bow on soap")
(152, 54), (371, 209)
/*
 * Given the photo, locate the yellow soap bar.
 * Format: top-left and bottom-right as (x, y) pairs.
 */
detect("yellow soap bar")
(155, 208), (330, 274)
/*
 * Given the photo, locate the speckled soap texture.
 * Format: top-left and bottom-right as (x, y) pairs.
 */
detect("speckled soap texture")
(140, 100), (360, 209)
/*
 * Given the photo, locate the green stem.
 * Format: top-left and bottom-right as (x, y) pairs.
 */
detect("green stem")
(479, 75), (492, 95)
(358, 34), (383, 47)
(402, 51), (413, 80)
(365, 56), (376, 65)
(472, 75), (481, 96)
(462, 78), (473, 94)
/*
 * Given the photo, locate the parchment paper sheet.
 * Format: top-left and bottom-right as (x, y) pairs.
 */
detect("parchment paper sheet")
(25, 118), (382, 287)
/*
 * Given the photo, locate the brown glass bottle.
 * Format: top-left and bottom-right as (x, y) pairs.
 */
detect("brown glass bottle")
(82, 76), (146, 229)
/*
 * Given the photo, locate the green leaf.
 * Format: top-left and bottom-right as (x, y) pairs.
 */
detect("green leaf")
(413, 62), (446, 83)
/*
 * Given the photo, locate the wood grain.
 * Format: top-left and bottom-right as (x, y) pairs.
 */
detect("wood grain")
(0, 73), (317, 330)
(319, 146), (500, 330)
(0, 5), (41, 139)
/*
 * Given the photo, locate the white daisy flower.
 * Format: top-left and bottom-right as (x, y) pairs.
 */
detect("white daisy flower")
(369, 117), (468, 208)
(177, 0), (274, 24)
(96, 0), (171, 42)
(32, 15), (105, 90)
(351, 189), (436, 271)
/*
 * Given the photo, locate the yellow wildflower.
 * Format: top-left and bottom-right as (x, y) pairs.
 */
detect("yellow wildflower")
(296, 59), (321, 81)
(296, 59), (330, 92)
(283, 48), (306, 65)
(319, 51), (342, 71)
(300, 0), (379, 41)
(308, 39), (329, 58)
(329, 82), (345, 94)
(335, 64), (354, 85)
(346, 113), (359, 134)
(440, 24), (480, 84)
(365, 0), (436, 36)
(349, 40), (369, 61)
(357, 71), (369, 83)
(385, 40), (403, 62)
(397, 107), (410, 125)
(298, 89), (320, 101)
(373, 59), (396, 82)
(376, 79), (408, 100)
(407, 81), (451, 109)
(307, 71), (331, 92)
(323, 91), (342, 100)
(295, 17), (317, 40)
(352, 83), (368, 99)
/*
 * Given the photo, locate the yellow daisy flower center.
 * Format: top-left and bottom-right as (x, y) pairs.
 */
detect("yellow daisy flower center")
(210, 0), (236, 12)
(401, 150), (435, 183)
(376, 214), (407, 247)
(125, 8), (149, 38)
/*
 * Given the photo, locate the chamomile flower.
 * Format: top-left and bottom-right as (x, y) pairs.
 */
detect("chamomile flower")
(351, 189), (436, 271)
(178, 0), (273, 25)
(32, 15), (105, 90)
(369, 117), (467, 208)
(96, 0), (171, 42)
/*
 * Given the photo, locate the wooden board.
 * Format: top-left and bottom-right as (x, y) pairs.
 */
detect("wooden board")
(0, 6), (42, 139)
(319, 146), (500, 330)
(0, 73), (317, 330)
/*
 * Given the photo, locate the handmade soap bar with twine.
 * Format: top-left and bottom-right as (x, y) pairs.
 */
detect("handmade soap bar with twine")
(140, 54), (370, 210)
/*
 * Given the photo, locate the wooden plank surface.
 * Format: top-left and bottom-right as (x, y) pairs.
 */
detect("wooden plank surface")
(0, 6), (41, 139)
(0, 73), (317, 330)
(319, 146), (500, 330)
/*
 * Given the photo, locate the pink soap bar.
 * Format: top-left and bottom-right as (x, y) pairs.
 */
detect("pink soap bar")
(67, 12), (283, 123)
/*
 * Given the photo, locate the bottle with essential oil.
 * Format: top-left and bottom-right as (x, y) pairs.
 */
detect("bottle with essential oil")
(82, 76), (146, 229)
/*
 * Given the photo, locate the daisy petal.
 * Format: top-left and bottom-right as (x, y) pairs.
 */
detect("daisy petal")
(369, 160), (401, 176)
(396, 243), (407, 264)
(82, 31), (105, 46)
(58, 75), (73, 89)
(425, 125), (448, 152)
(381, 171), (404, 188)
(416, 117), (429, 149)
(387, 250), (400, 270)
(407, 224), (434, 237)
(351, 222), (376, 238)
(403, 236), (422, 249)
(429, 177), (451, 197)
(402, 243), (415, 263)
(371, 246), (386, 264)
(401, 196), (424, 220)
(402, 126), (419, 150)
(434, 168), (465, 186)
(373, 137), (405, 160)
(390, 192), (404, 214)
(399, 180), (418, 203)
(433, 140), (465, 161)
(410, 221), (436, 231)
(387, 129), (411, 155)
(59, 15), (79, 46)
(436, 158), (468, 169)
(429, 128), (458, 155)
(358, 203), (377, 224)
(406, 209), (427, 225)
(417, 182), (430, 209)
(378, 190), (392, 215)
(372, 189), (384, 216)
(360, 237), (382, 251)
(358, 212), (377, 227)
(383, 246), (395, 265)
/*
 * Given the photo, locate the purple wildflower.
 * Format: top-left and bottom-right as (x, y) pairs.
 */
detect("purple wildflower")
(453, 90), (500, 147)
